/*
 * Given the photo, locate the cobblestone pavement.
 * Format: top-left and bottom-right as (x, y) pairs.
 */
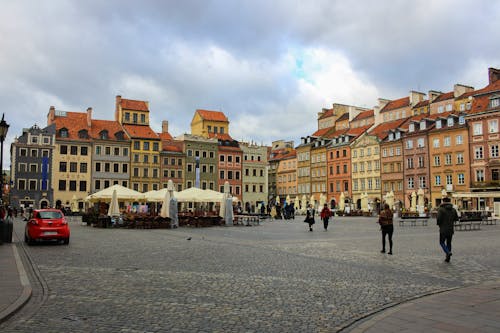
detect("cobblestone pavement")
(2, 216), (500, 332)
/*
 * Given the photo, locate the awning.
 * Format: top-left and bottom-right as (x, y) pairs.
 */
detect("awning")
(452, 191), (500, 198)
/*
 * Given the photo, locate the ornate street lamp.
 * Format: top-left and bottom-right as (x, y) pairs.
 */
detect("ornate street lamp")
(0, 114), (9, 205)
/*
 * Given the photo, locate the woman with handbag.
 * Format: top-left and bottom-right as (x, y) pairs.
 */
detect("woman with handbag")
(305, 204), (315, 231)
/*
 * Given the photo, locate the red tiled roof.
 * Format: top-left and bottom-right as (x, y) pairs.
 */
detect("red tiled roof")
(368, 118), (410, 140)
(280, 150), (297, 159)
(469, 80), (500, 115)
(325, 128), (349, 139)
(381, 97), (410, 113)
(197, 109), (229, 122)
(312, 127), (333, 137)
(270, 149), (295, 162)
(432, 91), (454, 103)
(158, 132), (173, 141)
(413, 100), (429, 108)
(352, 110), (374, 121)
(347, 125), (371, 138)
(121, 98), (149, 111)
(163, 144), (183, 153)
(318, 108), (334, 120)
(123, 124), (159, 139)
(53, 112), (90, 141)
(90, 120), (128, 140)
(208, 132), (233, 141)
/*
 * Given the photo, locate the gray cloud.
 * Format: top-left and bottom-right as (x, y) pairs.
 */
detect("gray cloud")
(1, 0), (499, 169)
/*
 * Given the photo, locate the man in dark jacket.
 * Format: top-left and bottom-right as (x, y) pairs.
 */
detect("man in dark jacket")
(437, 197), (458, 262)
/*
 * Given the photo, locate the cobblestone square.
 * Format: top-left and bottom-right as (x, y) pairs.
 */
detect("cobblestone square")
(3, 216), (500, 332)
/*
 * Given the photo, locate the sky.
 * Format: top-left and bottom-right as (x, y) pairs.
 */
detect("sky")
(1, 0), (500, 169)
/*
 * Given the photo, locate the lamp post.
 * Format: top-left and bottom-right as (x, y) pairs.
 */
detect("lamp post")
(0, 114), (9, 205)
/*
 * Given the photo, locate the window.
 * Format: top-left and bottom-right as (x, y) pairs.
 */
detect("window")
(434, 155), (440, 166)
(70, 162), (77, 172)
(417, 138), (425, 148)
(458, 173), (465, 185)
(446, 174), (453, 185)
(59, 162), (67, 172)
(31, 149), (38, 157)
(456, 153), (464, 164)
(29, 164), (37, 172)
(80, 181), (87, 192)
(420, 121), (426, 130)
(433, 138), (440, 148)
(406, 140), (413, 149)
(446, 103), (452, 111)
(491, 145), (499, 158)
(445, 154), (452, 165)
(473, 123), (483, 135)
(143, 168), (148, 177)
(104, 163), (110, 172)
(105, 146), (111, 155)
(81, 146), (88, 155)
(220, 170), (224, 179)
(153, 142), (159, 151)
(408, 177), (414, 189)
(134, 141), (140, 150)
(60, 145), (68, 154)
(133, 113), (138, 123)
(409, 124), (415, 132)
(418, 156), (424, 168)
(70, 146), (78, 155)
(114, 147), (120, 156)
(382, 149), (387, 157)
(141, 114), (146, 124)
(456, 135), (463, 145)
(418, 176), (426, 188)
(476, 169), (485, 182)
(489, 119), (498, 133)
(436, 120), (442, 129)
(143, 142), (150, 150)
(123, 148), (128, 156)
(435, 175), (441, 186)
(407, 158), (414, 169)
(490, 98), (500, 108)
(69, 180), (77, 191)
(438, 105), (444, 113)
(124, 112), (130, 121)
(114, 163), (119, 173)
(95, 163), (101, 172)
(475, 146), (484, 159)
(444, 136), (451, 147)
(123, 164), (128, 173)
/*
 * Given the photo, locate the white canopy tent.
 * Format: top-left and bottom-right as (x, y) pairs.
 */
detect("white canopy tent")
(174, 187), (224, 203)
(86, 184), (144, 203)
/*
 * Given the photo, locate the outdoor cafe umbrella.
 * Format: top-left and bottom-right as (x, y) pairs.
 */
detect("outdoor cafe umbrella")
(160, 179), (175, 218)
(339, 192), (345, 211)
(285, 195), (291, 206)
(310, 195), (316, 209)
(294, 196), (300, 211)
(417, 188), (425, 209)
(319, 193), (326, 208)
(107, 189), (120, 217)
(301, 195), (307, 214)
(220, 181), (233, 225)
(361, 192), (368, 212)
(275, 195), (280, 206)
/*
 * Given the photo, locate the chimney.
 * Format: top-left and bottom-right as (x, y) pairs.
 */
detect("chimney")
(348, 106), (362, 122)
(428, 90), (441, 102)
(47, 106), (56, 125)
(162, 120), (169, 133)
(409, 91), (425, 106)
(145, 101), (150, 110)
(453, 84), (474, 98)
(488, 67), (500, 84)
(115, 95), (122, 122)
(86, 107), (92, 127)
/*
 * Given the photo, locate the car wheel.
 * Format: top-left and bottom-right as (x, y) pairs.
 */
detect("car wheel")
(63, 237), (70, 245)
(25, 233), (34, 245)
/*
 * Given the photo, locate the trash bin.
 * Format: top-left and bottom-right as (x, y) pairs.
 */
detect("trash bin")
(0, 220), (4, 245)
(4, 219), (13, 243)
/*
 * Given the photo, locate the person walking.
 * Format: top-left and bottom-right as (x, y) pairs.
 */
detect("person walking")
(437, 197), (458, 263)
(305, 204), (315, 231)
(320, 203), (332, 231)
(378, 203), (394, 254)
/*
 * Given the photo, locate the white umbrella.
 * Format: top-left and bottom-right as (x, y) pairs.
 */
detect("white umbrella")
(339, 192), (345, 211)
(160, 190), (170, 218)
(87, 184), (144, 203)
(107, 189), (120, 217)
(294, 196), (300, 211)
(220, 181), (233, 225)
(301, 195), (307, 214)
(275, 195), (281, 206)
(319, 193), (326, 208)
(310, 195), (316, 208)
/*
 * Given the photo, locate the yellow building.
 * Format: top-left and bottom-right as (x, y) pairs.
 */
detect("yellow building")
(296, 137), (314, 205)
(47, 106), (92, 209)
(191, 109), (229, 137)
(276, 150), (297, 198)
(350, 132), (381, 211)
(116, 96), (161, 192)
(310, 139), (328, 207)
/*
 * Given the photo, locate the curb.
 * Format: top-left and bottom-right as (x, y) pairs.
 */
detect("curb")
(0, 243), (32, 324)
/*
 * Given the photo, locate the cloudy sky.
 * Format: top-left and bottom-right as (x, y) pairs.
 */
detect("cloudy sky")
(1, 0), (500, 168)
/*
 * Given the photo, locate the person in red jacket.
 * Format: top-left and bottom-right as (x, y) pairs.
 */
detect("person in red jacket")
(320, 203), (332, 231)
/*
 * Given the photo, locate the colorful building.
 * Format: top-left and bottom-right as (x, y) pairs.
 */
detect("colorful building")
(240, 141), (269, 212)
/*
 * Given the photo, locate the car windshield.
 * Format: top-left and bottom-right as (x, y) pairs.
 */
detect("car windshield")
(38, 211), (63, 219)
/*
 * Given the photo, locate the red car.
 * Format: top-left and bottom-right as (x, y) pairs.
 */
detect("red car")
(25, 209), (70, 245)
